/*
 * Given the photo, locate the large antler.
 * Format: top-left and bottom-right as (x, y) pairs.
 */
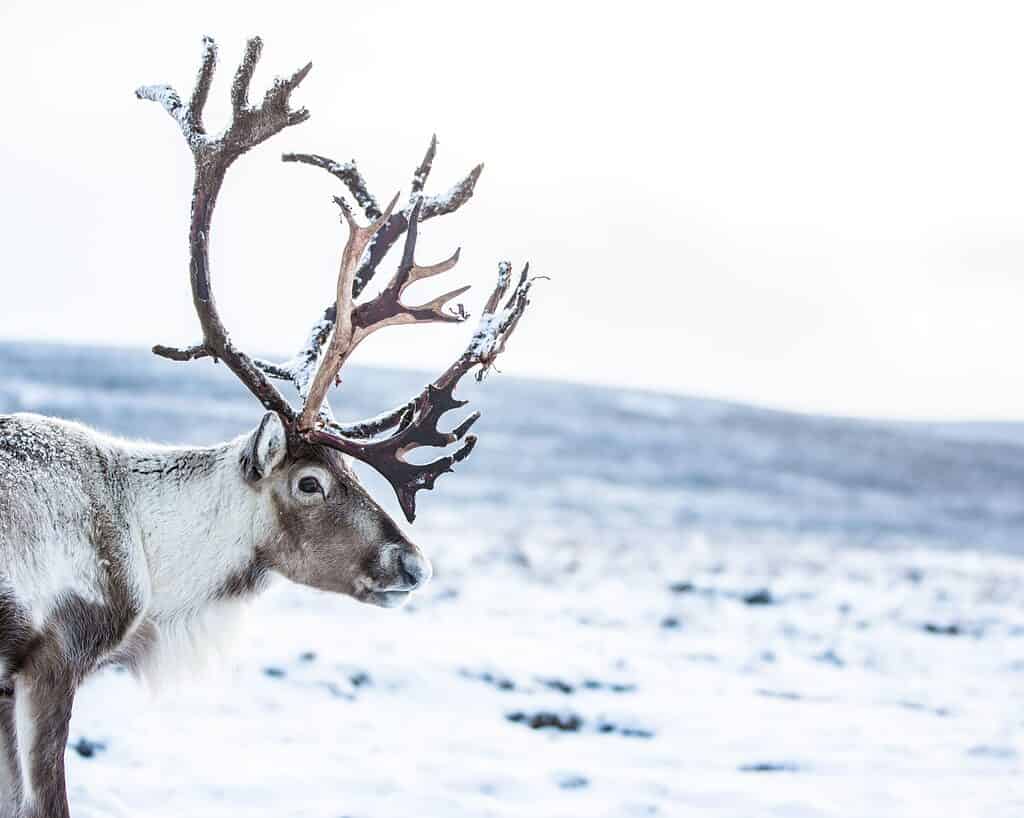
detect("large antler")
(253, 130), (536, 522)
(255, 136), (483, 407)
(310, 261), (536, 522)
(136, 36), (310, 420)
(264, 156), (535, 521)
(139, 38), (538, 523)
(295, 197), (470, 433)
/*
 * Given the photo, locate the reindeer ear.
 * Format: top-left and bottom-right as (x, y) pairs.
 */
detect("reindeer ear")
(242, 412), (288, 482)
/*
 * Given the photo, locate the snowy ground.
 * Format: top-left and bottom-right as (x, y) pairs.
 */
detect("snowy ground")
(64, 538), (1023, 818)
(1, 342), (1022, 817)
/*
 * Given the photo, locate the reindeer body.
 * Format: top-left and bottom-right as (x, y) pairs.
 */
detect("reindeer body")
(0, 414), (266, 818)
(0, 413), (263, 685)
(0, 411), (430, 817)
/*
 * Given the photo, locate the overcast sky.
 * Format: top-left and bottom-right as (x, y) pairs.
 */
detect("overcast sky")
(2, 0), (1024, 420)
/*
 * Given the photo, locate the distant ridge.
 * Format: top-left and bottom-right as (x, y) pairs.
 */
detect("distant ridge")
(2, 340), (1023, 555)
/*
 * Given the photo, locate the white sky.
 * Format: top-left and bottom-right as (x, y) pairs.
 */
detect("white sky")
(2, 0), (1024, 420)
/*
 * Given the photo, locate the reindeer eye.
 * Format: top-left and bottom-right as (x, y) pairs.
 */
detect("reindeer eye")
(298, 476), (322, 496)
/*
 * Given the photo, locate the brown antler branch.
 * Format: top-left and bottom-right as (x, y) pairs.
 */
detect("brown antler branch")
(353, 162), (483, 299)
(294, 193), (401, 431)
(410, 134), (437, 196)
(353, 199), (470, 335)
(137, 36), (312, 419)
(153, 343), (213, 362)
(281, 153), (382, 220)
(310, 261), (538, 522)
(283, 136), (482, 300)
(188, 36), (217, 135)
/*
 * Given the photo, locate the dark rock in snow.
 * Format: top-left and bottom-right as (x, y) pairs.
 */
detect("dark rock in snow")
(582, 678), (637, 694)
(320, 681), (355, 700)
(72, 737), (107, 759)
(660, 616), (681, 630)
(669, 581), (695, 594)
(507, 711), (583, 732)
(298, 651), (317, 663)
(506, 709), (655, 738)
(904, 567), (925, 584)
(814, 648), (845, 667)
(460, 668), (517, 691)
(263, 666), (286, 678)
(349, 670), (372, 688)
(596, 720), (654, 739)
(558, 774), (590, 789)
(617, 726), (654, 739)
(538, 677), (575, 694)
(739, 761), (800, 773)
(922, 623), (961, 636)
(742, 589), (775, 606)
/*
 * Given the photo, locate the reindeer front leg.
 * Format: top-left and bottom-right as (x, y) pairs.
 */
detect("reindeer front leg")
(9, 592), (135, 818)
(0, 693), (20, 818)
(13, 661), (76, 818)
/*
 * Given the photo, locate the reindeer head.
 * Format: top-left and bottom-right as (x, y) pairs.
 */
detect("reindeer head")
(238, 413), (430, 607)
(137, 36), (536, 606)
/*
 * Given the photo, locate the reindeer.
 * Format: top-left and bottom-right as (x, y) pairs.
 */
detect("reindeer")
(0, 36), (536, 818)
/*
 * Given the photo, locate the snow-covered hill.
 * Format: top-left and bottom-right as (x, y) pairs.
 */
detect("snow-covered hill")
(1, 341), (1021, 818)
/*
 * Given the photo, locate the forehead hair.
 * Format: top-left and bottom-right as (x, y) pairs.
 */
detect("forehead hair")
(289, 437), (352, 483)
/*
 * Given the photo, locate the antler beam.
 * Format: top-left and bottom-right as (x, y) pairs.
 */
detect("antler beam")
(294, 193), (400, 431)
(137, 36), (311, 420)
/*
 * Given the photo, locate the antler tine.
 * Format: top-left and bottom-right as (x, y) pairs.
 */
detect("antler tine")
(188, 36), (217, 135)
(296, 192), (400, 432)
(355, 161), (483, 299)
(411, 134), (438, 196)
(138, 36), (313, 419)
(353, 199), (470, 336)
(311, 261), (540, 522)
(283, 137), (483, 302)
(230, 37), (262, 114)
(282, 153), (382, 220)
(308, 389), (481, 523)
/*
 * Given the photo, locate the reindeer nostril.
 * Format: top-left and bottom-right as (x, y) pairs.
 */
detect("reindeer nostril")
(399, 550), (432, 589)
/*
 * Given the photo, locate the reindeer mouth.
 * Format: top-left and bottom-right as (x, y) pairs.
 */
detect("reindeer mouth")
(366, 589), (412, 609)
